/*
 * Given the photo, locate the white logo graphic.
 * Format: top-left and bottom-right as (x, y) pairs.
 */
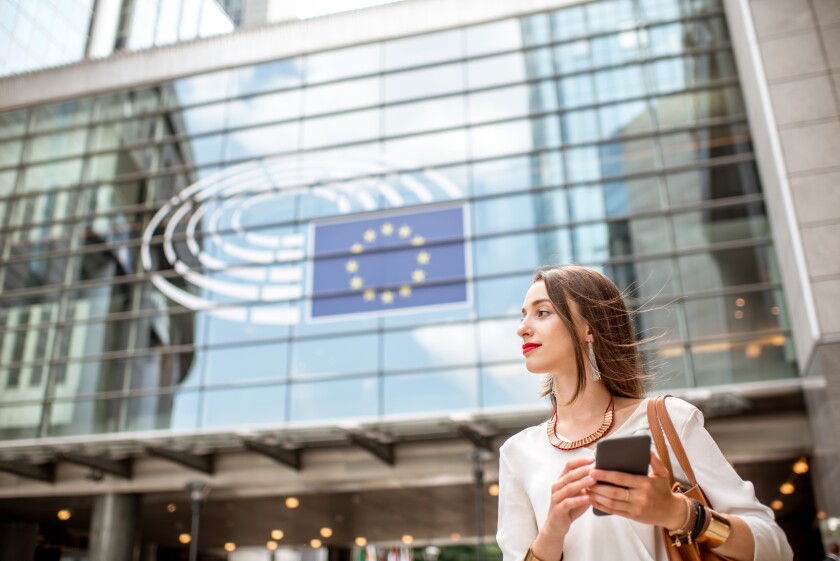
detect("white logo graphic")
(140, 152), (463, 324)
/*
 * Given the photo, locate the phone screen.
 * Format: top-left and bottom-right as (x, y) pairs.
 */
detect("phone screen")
(592, 435), (651, 516)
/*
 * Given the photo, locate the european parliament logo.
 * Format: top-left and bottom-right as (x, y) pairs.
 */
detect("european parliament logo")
(310, 205), (469, 319)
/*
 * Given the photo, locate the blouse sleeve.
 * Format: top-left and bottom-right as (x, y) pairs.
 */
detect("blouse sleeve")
(673, 402), (793, 561)
(496, 444), (539, 561)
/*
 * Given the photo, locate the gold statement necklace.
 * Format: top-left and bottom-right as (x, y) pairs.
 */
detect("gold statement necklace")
(546, 396), (615, 451)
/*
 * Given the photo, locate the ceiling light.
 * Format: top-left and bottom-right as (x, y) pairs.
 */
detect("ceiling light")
(224, 543), (236, 552)
(780, 482), (794, 495)
(488, 484), (499, 497)
(771, 500), (783, 510)
(450, 533), (461, 541)
(267, 541), (278, 550)
(792, 458), (809, 474)
(271, 530), (284, 540)
(401, 535), (414, 544)
(166, 504), (177, 513)
(179, 534), (191, 544)
(311, 539), (323, 548)
(320, 527), (333, 538)
(57, 509), (71, 521)
(285, 497), (300, 509)
(356, 537), (368, 547)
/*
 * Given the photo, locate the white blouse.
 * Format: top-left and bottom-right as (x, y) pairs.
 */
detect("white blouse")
(496, 397), (793, 561)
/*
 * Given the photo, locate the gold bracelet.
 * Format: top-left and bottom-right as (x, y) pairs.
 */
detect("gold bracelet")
(524, 548), (542, 561)
(696, 510), (732, 548)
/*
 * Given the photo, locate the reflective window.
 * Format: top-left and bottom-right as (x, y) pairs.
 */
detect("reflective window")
(558, 74), (595, 108)
(383, 323), (477, 371)
(306, 44), (381, 84)
(679, 245), (778, 292)
(385, 97), (464, 137)
(561, 109), (599, 144)
(179, 102), (227, 135)
(672, 203), (769, 249)
(552, 6), (587, 41)
(471, 152), (563, 196)
(595, 65), (646, 103)
(226, 90), (303, 129)
(591, 30), (645, 66)
(474, 232), (539, 276)
(303, 110), (380, 149)
(0, 138), (22, 167)
(94, 89), (160, 121)
(482, 363), (547, 408)
(666, 161), (761, 206)
(466, 19), (523, 57)
(225, 123), (300, 161)
(468, 51), (553, 90)
(0, 110), (28, 140)
(470, 116), (560, 160)
(384, 129), (468, 167)
(384, 368), (478, 415)
(600, 100), (654, 139)
(472, 194), (536, 236)
(478, 318), (522, 363)
(469, 82), (557, 124)
(290, 377), (378, 422)
(555, 39), (591, 74)
(660, 124), (751, 167)
(204, 342), (289, 384)
(304, 77), (380, 116)
(385, 63), (464, 103)
(384, 29), (462, 71)
(170, 69), (232, 107)
(232, 59), (304, 96)
(0, 170), (17, 197)
(22, 159), (83, 193)
(126, 390), (200, 432)
(202, 384), (287, 428)
(31, 99), (92, 132)
(476, 274), (533, 318)
(293, 333), (378, 379)
(565, 146), (601, 183)
(587, 0), (635, 34)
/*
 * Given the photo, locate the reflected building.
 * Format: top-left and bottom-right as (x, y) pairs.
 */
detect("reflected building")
(0, 0), (838, 558)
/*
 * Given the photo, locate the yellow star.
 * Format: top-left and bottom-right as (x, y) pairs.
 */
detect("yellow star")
(399, 285), (412, 298)
(381, 223), (394, 236)
(398, 225), (411, 238)
(381, 290), (394, 304)
(411, 235), (425, 247)
(350, 276), (363, 290)
(346, 259), (359, 273)
(363, 229), (376, 243)
(412, 269), (426, 283)
(363, 289), (376, 301)
(417, 251), (430, 265)
(350, 243), (363, 254)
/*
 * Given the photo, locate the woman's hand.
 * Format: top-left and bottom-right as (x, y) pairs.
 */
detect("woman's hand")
(531, 457), (597, 561)
(587, 451), (686, 530)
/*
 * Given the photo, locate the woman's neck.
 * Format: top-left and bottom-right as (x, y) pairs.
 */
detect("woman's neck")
(552, 374), (612, 422)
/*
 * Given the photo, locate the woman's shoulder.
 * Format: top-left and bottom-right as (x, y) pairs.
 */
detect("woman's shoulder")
(499, 420), (548, 458)
(658, 395), (704, 430)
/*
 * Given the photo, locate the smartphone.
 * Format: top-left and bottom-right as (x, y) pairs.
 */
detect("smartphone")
(592, 435), (651, 516)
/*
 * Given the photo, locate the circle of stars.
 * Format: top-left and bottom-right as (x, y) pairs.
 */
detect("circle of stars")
(345, 221), (429, 305)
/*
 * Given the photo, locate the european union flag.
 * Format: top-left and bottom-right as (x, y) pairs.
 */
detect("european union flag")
(310, 205), (468, 319)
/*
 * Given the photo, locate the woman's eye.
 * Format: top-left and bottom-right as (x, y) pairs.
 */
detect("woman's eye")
(537, 310), (549, 317)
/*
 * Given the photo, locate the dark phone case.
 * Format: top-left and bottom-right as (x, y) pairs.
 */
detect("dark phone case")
(592, 434), (651, 516)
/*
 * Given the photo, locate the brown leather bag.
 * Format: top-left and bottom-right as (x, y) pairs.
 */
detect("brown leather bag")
(646, 395), (731, 561)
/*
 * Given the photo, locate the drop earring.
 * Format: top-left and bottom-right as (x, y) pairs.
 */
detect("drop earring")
(588, 341), (601, 382)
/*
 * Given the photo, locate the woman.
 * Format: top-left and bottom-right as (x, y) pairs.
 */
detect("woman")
(496, 265), (792, 561)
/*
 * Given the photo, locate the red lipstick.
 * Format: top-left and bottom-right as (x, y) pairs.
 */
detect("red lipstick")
(522, 343), (541, 355)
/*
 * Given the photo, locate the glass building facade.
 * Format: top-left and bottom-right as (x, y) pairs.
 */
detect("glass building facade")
(0, 0), (798, 443)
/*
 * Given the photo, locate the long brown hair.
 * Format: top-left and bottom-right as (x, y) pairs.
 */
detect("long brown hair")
(533, 264), (648, 408)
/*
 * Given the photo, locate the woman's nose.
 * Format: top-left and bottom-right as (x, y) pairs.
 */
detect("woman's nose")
(517, 319), (530, 339)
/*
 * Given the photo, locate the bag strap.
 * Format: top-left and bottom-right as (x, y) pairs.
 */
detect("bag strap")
(647, 397), (675, 487)
(654, 395), (698, 486)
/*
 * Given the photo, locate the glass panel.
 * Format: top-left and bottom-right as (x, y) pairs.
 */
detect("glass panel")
(558, 74), (595, 109)
(470, 116), (560, 160)
(385, 63), (464, 103)
(0, 401), (42, 440)
(679, 245), (777, 292)
(204, 342), (289, 384)
(600, 137), (658, 176)
(232, 58), (304, 96)
(382, 323), (477, 371)
(561, 109), (599, 144)
(600, 100), (654, 139)
(673, 203), (769, 249)
(202, 384), (287, 428)
(22, 159), (84, 193)
(595, 65), (646, 103)
(178, 102), (227, 135)
(591, 29), (645, 66)
(660, 124), (751, 167)
(666, 161), (761, 206)
(170, 69), (232, 107)
(476, 273), (533, 318)
(384, 29), (462, 71)
(302, 110), (380, 149)
(607, 257), (679, 299)
(555, 40), (592, 73)
(469, 83), (556, 124)
(292, 333), (378, 379)
(303, 77), (380, 116)
(587, 0), (634, 34)
(471, 152), (563, 196)
(385, 97), (464, 137)
(0, 110), (28, 140)
(306, 44), (381, 84)
(126, 390), (200, 431)
(289, 376), (378, 422)
(225, 123), (299, 161)
(48, 396), (127, 436)
(0, 138), (22, 167)
(468, 52), (525, 90)
(26, 128), (88, 162)
(523, 13), (551, 47)
(472, 194), (536, 236)
(474, 232), (539, 276)
(654, 87), (746, 128)
(466, 19), (522, 57)
(552, 5), (587, 41)
(691, 336), (796, 386)
(90, 117), (158, 151)
(478, 318), (522, 363)
(0, 170), (17, 197)
(383, 368), (478, 415)
(565, 146), (600, 183)
(684, 290), (784, 340)
(482, 363), (546, 408)
(384, 129), (467, 167)
(32, 99), (92, 132)
(94, 89), (160, 121)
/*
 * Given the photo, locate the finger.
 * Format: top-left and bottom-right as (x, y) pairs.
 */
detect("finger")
(553, 464), (594, 491)
(649, 451), (667, 477)
(590, 468), (643, 488)
(553, 475), (596, 502)
(587, 483), (628, 502)
(590, 494), (631, 516)
(561, 456), (594, 475)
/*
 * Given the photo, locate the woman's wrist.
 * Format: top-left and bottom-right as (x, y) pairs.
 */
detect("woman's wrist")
(664, 493), (692, 532)
(530, 532), (565, 561)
